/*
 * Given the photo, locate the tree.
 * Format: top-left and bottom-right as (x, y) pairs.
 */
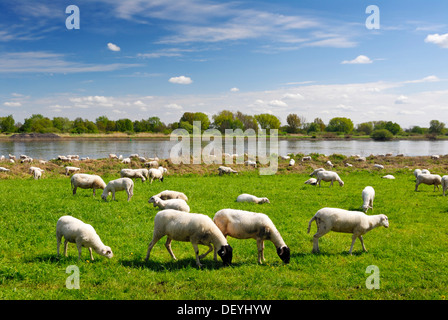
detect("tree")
(0, 115), (16, 133)
(235, 111), (258, 132)
(116, 118), (134, 132)
(212, 110), (243, 132)
(326, 117), (354, 134)
(313, 118), (326, 132)
(357, 122), (374, 135)
(96, 116), (110, 132)
(180, 112), (210, 132)
(254, 113), (281, 130)
(429, 120), (445, 135)
(286, 113), (303, 133)
(371, 129), (393, 141)
(52, 117), (72, 133)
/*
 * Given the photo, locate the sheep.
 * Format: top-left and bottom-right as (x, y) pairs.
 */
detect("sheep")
(109, 153), (118, 159)
(244, 160), (257, 167)
(145, 209), (233, 267)
(382, 175), (395, 179)
(431, 155), (440, 160)
(354, 156), (366, 162)
(326, 160), (334, 168)
(301, 156), (311, 162)
(122, 157), (131, 164)
(304, 178), (317, 185)
(56, 215), (113, 260)
(360, 186), (375, 213)
(415, 174), (442, 191)
(310, 168), (325, 177)
(65, 166), (80, 176)
(213, 209), (290, 264)
(280, 155), (290, 160)
(442, 175), (448, 196)
(71, 173), (107, 196)
(307, 207), (389, 255)
(422, 169), (430, 175)
(236, 193), (270, 204)
(120, 168), (146, 182)
(144, 160), (159, 168)
(0, 167), (10, 172)
(20, 156), (33, 163)
(148, 196), (190, 212)
(153, 190), (188, 201)
(315, 170), (344, 187)
(29, 167), (44, 180)
(289, 159), (295, 166)
(373, 164), (384, 169)
(218, 166), (238, 176)
(148, 166), (166, 183)
(101, 177), (134, 201)
(345, 163), (353, 167)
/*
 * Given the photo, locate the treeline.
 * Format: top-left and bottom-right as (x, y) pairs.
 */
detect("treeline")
(0, 112), (446, 140)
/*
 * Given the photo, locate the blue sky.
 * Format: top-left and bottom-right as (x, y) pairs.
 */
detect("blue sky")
(1, 0), (448, 128)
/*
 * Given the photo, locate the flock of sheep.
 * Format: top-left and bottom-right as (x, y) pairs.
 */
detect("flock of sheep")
(1, 151), (444, 268)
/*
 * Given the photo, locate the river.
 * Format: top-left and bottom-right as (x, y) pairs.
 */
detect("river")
(0, 138), (447, 160)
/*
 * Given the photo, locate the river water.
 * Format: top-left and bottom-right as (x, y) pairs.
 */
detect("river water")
(0, 138), (446, 160)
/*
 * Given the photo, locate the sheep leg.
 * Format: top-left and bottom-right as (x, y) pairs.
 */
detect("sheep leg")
(359, 235), (367, 252)
(89, 247), (94, 261)
(72, 186), (77, 195)
(199, 244), (213, 259)
(257, 239), (265, 264)
(191, 242), (203, 267)
(93, 188), (96, 196)
(164, 237), (177, 261)
(64, 240), (69, 257)
(145, 234), (163, 262)
(112, 191), (116, 201)
(349, 234), (357, 255)
(415, 182), (419, 191)
(76, 240), (83, 260)
(56, 234), (62, 257)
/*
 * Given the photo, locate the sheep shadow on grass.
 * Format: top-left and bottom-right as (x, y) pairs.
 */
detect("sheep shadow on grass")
(120, 256), (243, 271)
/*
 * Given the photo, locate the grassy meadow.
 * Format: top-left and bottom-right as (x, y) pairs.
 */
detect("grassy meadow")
(0, 156), (447, 300)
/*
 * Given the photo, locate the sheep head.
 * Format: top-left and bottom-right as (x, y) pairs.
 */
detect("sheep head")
(277, 245), (290, 264)
(217, 244), (233, 266)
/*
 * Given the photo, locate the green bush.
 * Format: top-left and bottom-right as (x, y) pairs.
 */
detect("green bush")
(371, 129), (394, 141)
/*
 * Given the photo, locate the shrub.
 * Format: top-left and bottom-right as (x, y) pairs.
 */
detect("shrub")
(371, 129), (394, 141)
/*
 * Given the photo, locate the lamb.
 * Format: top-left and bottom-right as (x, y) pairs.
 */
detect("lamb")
(153, 190), (188, 201)
(307, 207), (389, 255)
(382, 175), (395, 179)
(304, 178), (317, 185)
(415, 173), (442, 191)
(56, 215), (113, 260)
(360, 186), (375, 212)
(120, 168), (146, 182)
(145, 209), (233, 267)
(101, 177), (134, 201)
(218, 166), (238, 176)
(29, 167), (44, 180)
(148, 196), (190, 212)
(236, 193), (270, 204)
(148, 166), (166, 183)
(315, 170), (344, 187)
(213, 209), (290, 264)
(65, 166), (80, 176)
(71, 173), (107, 196)
(245, 160), (257, 167)
(442, 175), (448, 196)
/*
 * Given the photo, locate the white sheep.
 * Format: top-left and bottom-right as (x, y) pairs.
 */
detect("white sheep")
(122, 157), (131, 164)
(304, 178), (317, 185)
(307, 207), (389, 255)
(442, 175), (448, 196)
(148, 196), (190, 212)
(56, 215), (113, 260)
(382, 175), (395, 179)
(145, 209), (233, 267)
(120, 168), (146, 182)
(310, 168), (325, 177)
(65, 166), (80, 176)
(71, 173), (107, 196)
(244, 160), (257, 167)
(30, 167), (44, 180)
(316, 170), (344, 187)
(153, 190), (188, 201)
(415, 173), (442, 191)
(236, 193), (270, 204)
(361, 186), (375, 212)
(144, 160), (159, 168)
(148, 166), (166, 183)
(301, 156), (311, 161)
(431, 155), (440, 160)
(218, 166), (238, 176)
(326, 160), (334, 168)
(289, 159), (295, 166)
(0, 167), (10, 172)
(101, 177), (134, 201)
(373, 164), (384, 169)
(213, 209), (290, 264)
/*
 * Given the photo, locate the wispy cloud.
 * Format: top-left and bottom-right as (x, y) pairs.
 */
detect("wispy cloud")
(169, 76), (193, 85)
(424, 33), (448, 48)
(341, 55), (373, 64)
(107, 43), (121, 52)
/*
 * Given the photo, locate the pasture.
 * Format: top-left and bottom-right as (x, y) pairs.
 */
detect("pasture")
(0, 158), (447, 300)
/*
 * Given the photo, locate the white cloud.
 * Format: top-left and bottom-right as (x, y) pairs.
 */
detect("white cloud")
(341, 55), (372, 64)
(268, 100), (288, 107)
(166, 103), (183, 110)
(395, 95), (408, 104)
(107, 42), (121, 52)
(404, 75), (440, 84)
(282, 93), (304, 100)
(169, 76), (193, 85)
(230, 87), (239, 92)
(3, 101), (21, 107)
(424, 33), (448, 48)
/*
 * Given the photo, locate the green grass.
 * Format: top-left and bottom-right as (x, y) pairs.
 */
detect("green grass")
(0, 170), (447, 300)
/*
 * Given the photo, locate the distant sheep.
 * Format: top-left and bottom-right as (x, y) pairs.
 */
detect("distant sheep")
(316, 170), (344, 187)
(148, 196), (190, 212)
(101, 177), (134, 201)
(213, 209), (290, 264)
(304, 178), (317, 185)
(415, 174), (442, 191)
(361, 186), (375, 213)
(120, 168), (146, 182)
(29, 166), (44, 180)
(218, 166), (238, 176)
(71, 173), (106, 196)
(302, 156), (311, 162)
(0, 167), (10, 172)
(236, 193), (270, 204)
(65, 166), (80, 176)
(56, 215), (113, 260)
(148, 166), (166, 183)
(153, 190), (188, 201)
(307, 207), (389, 255)
(382, 175), (395, 179)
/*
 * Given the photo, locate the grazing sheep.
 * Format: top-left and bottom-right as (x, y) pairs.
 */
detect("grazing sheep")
(304, 178), (317, 185)
(122, 157), (131, 164)
(56, 215), (113, 260)
(120, 168), (146, 182)
(71, 173), (107, 196)
(431, 155), (440, 160)
(148, 166), (166, 183)
(65, 166), (80, 176)
(20, 156), (33, 163)
(30, 167), (44, 180)
(0, 167), (10, 172)
(244, 160), (257, 167)
(144, 160), (159, 168)
(213, 209), (290, 264)
(236, 193), (270, 204)
(148, 196), (190, 212)
(382, 175), (395, 179)
(307, 207), (389, 255)
(442, 175), (448, 196)
(153, 190), (188, 201)
(145, 209), (233, 267)
(289, 159), (295, 166)
(310, 168), (325, 177)
(301, 156), (311, 161)
(373, 164), (384, 169)
(415, 173), (442, 191)
(218, 166), (238, 176)
(361, 186), (375, 213)
(280, 155), (290, 160)
(316, 170), (344, 187)
(354, 156), (366, 162)
(326, 160), (334, 168)
(345, 163), (353, 167)
(101, 177), (134, 201)
(109, 153), (118, 159)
